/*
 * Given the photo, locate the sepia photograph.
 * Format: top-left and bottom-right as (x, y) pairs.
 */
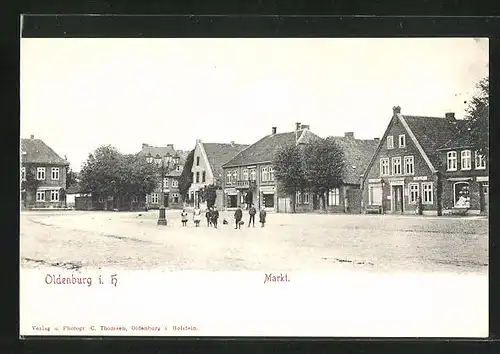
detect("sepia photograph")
(19, 35), (489, 337)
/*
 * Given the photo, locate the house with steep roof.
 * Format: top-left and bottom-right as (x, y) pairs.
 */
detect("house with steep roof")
(21, 135), (69, 209)
(436, 120), (488, 215)
(137, 143), (187, 209)
(222, 123), (320, 212)
(188, 140), (249, 209)
(361, 106), (465, 215)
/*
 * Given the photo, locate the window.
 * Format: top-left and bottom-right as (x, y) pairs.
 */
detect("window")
(379, 158), (389, 176)
(226, 170), (232, 184)
(172, 179), (179, 187)
(453, 182), (470, 208)
(392, 157), (402, 175)
(176, 165), (181, 171)
(99, 196), (104, 203)
(21, 167), (26, 181)
(399, 134), (406, 148)
(296, 191), (302, 204)
(422, 182), (433, 204)
(475, 151), (486, 170)
(368, 184), (382, 205)
(250, 169), (256, 181)
(132, 196), (138, 203)
(173, 193), (179, 203)
(51, 167), (60, 180)
(202, 171), (206, 183)
(261, 167), (269, 181)
(151, 193), (159, 204)
(404, 156), (414, 175)
(36, 190), (45, 202)
(269, 167), (274, 181)
(50, 190), (59, 202)
(328, 188), (340, 206)
(303, 193), (310, 204)
(242, 169), (248, 181)
(447, 151), (457, 171)
(232, 170), (238, 182)
(163, 178), (168, 188)
(146, 157), (153, 163)
(196, 172), (200, 183)
(387, 135), (394, 149)
(37, 167), (46, 180)
(408, 183), (420, 204)
(155, 158), (162, 165)
(461, 150), (471, 170)
(196, 156), (200, 166)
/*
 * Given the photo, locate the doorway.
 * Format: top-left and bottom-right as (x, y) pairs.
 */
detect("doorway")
(481, 184), (489, 213)
(164, 193), (169, 208)
(392, 185), (404, 213)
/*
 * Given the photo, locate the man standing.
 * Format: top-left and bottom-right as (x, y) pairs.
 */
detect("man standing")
(211, 206), (219, 228)
(248, 204), (256, 227)
(206, 207), (212, 227)
(234, 205), (243, 229)
(259, 207), (267, 227)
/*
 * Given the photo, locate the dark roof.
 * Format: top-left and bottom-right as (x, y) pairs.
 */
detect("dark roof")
(21, 138), (69, 165)
(223, 130), (319, 167)
(402, 115), (465, 168)
(66, 184), (82, 194)
(329, 136), (380, 184)
(137, 144), (178, 158)
(437, 120), (476, 151)
(203, 143), (250, 178)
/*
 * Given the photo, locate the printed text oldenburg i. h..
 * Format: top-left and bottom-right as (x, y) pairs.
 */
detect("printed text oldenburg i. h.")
(45, 274), (92, 287)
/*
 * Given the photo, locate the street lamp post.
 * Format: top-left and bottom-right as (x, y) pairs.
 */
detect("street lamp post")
(157, 160), (168, 226)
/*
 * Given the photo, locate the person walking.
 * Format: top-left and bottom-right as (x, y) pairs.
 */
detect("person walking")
(211, 206), (219, 228)
(193, 207), (201, 227)
(181, 209), (188, 227)
(259, 207), (267, 227)
(205, 207), (212, 227)
(248, 204), (256, 227)
(234, 205), (243, 229)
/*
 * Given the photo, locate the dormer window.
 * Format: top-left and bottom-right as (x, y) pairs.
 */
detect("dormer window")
(387, 136), (394, 149)
(146, 156), (153, 164)
(398, 134), (406, 148)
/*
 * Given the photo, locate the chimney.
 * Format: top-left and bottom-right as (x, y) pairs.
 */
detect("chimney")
(393, 106), (401, 115)
(344, 132), (354, 139)
(445, 112), (456, 121)
(196, 139), (202, 144)
(142, 143), (148, 149)
(30, 135), (34, 139)
(272, 127), (277, 135)
(295, 122), (301, 131)
(374, 138), (380, 141)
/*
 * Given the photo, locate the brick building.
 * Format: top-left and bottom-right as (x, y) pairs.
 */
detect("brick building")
(436, 121), (488, 215)
(188, 140), (249, 209)
(21, 135), (69, 209)
(362, 107), (465, 215)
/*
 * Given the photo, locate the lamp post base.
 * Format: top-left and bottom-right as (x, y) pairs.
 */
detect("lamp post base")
(157, 206), (167, 226)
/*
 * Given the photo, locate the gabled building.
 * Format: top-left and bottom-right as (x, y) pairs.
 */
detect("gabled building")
(222, 123), (319, 212)
(436, 121), (488, 215)
(21, 135), (69, 209)
(294, 132), (379, 214)
(188, 140), (249, 208)
(362, 107), (465, 215)
(137, 143), (186, 209)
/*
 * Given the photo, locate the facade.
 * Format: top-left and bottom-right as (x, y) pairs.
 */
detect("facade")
(137, 143), (187, 210)
(21, 135), (69, 209)
(362, 107), (465, 215)
(294, 132), (379, 214)
(188, 140), (249, 209)
(222, 123), (319, 212)
(436, 123), (489, 215)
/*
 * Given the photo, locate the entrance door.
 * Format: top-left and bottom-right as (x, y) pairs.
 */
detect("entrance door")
(393, 185), (403, 213)
(482, 184), (489, 213)
(164, 193), (169, 207)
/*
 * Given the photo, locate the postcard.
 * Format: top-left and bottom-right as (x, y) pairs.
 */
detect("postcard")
(19, 33), (489, 337)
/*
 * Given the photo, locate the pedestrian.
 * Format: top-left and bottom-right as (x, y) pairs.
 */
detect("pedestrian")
(259, 207), (267, 227)
(181, 209), (188, 227)
(234, 205), (243, 229)
(211, 206), (219, 228)
(248, 204), (256, 227)
(193, 206), (201, 227)
(206, 207), (212, 227)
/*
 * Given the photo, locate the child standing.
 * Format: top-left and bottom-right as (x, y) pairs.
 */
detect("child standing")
(193, 207), (201, 227)
(181, 209), (188, 226)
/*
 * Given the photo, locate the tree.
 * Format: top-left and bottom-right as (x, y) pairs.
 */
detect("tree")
(66, 167), (78, 188)
(199, 184), (219, 208)
(465, 76), (489, 156)
(178, 148), (195, 201)
(21, 166), (41, 205)
(303, 137), (345, 210)
(273, 144), (307, 213)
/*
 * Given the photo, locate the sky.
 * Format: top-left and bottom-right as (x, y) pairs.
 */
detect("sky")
(20, 38), (489, 172)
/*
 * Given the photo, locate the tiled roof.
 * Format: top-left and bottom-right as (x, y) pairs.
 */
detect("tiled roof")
(203, 143), (250, 179)
(402, 115), (465, 168)
(223, 130), (319, 167)
(137, 144), (179, 158)
(437, 120), (476, 151)
(21, 138), (69, 165)
(66, 184), (82, 194)
(328, 136), (380, 184)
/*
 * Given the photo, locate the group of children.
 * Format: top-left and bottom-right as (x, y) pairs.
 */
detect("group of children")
(179, 204), (267, 229)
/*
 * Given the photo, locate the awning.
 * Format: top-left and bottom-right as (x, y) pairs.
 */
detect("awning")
(37, 186), (63, 191)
